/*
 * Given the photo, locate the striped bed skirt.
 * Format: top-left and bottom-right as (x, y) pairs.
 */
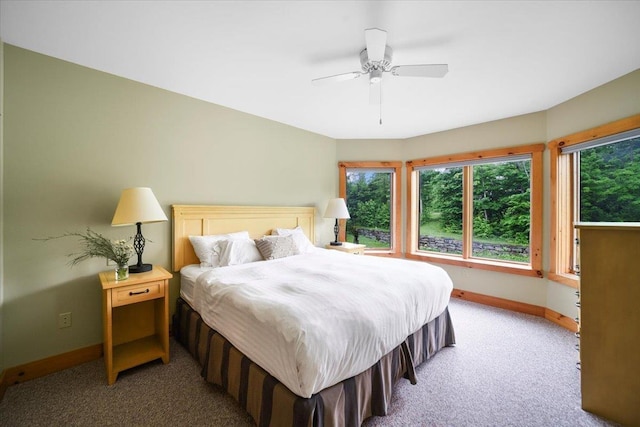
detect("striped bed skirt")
(173, 297), (456, 427)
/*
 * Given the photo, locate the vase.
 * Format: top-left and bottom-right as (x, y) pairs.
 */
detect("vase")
(115, 264), (129, 281)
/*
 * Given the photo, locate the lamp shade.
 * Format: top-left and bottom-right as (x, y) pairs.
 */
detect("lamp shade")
(112, 187), (167, 226)
(323, 198), (350, 219)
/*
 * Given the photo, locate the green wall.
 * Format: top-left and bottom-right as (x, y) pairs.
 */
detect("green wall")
(1, 44), (337, 368)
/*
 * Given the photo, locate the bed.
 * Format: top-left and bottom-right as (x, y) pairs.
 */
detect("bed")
(171, 204), (456, 426)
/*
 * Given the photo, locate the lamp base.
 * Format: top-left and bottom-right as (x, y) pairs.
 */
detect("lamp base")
(329, 241), (343, 246)
(129, 263), (152, 274)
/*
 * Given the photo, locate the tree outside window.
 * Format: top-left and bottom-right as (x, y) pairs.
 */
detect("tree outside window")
(338, 161), (402, 256)
(578, 137), (640, 222)
(407, 144), (544, 277)
(549, 115), (640, 287)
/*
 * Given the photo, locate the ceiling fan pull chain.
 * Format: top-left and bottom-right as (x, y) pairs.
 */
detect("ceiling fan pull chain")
(379, 85), (383, 125)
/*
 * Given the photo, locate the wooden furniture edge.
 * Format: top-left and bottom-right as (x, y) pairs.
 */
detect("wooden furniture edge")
(0, 343), (103, 400)
(451, 288), (577, 332)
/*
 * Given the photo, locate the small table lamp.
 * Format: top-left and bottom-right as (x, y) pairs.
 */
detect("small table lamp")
(112, 187), (167, 273)
(324, 198), (350, 246)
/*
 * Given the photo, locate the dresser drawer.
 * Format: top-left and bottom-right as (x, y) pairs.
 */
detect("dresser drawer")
(112, 281), (164, 307)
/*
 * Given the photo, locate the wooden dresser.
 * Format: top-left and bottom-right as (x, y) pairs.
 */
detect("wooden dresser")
(576, 223), (640, 426)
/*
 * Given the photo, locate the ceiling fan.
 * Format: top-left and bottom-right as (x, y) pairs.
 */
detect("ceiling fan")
(312, 28), (449, 106)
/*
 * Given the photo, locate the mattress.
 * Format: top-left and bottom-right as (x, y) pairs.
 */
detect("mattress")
(180, 264), (213, 307)
(186, 248), (453, 398)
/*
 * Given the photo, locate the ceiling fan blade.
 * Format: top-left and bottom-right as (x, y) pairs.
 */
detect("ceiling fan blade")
(391, 64), (449, 78)
(369, 81), (382, 105)
(365, 28), (387, 62)
(311, 71), (362, 86)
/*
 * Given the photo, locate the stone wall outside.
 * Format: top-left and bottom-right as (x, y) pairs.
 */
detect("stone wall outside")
(355, 228), (528, 257)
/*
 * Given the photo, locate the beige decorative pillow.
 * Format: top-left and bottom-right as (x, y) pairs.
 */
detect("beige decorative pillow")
(254, 235), (297, 260)
(272, 226), (314, 253)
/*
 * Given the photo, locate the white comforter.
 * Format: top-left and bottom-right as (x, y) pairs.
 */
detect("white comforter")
(192, 248), (453, 398)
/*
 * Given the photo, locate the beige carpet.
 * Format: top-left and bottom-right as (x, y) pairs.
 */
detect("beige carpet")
(0, 299), (617, 426)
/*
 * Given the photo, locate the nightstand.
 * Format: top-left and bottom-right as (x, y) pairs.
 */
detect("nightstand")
(99, 265), (172, 385)
(325, 242), (366, 255)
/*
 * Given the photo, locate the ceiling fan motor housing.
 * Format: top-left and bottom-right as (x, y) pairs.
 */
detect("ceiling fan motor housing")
(360, 46), (394, 73)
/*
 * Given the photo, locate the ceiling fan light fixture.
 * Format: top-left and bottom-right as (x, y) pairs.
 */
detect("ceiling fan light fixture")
(370, 68), (383, 84)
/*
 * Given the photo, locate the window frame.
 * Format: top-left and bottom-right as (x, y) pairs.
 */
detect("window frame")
(548, 114), (640, 288)
(406, 143), (545, 277)
(338, 161), (402, 257)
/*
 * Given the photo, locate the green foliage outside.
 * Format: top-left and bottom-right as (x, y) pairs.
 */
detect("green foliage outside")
(419, 161), (531, 246)
(345, 172), (391, 229)
(579, 137), (640, 222)
(419, 167), (464, 235)
(345, 171), (392, 248)
(344, 137), (640, 257)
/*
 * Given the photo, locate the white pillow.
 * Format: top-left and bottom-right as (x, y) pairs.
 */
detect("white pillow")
(272, 226), (314, 253)
(255, 235), (298, 260)
(218, 239), (262, 267)
(189, 231), (250, 267)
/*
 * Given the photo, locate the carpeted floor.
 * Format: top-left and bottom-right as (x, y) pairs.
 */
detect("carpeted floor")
(0, 299), (618, 426)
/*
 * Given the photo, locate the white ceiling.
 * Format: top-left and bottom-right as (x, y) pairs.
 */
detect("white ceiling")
(2, 1), (639, 139)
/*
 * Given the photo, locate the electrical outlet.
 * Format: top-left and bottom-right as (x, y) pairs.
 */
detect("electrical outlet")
(106, 258), (116, 266)
(58, 312), (72, 328)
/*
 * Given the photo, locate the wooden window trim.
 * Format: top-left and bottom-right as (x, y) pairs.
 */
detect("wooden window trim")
(339, 161), (402, 257)
(548, 114), (640, 288)
(406, 143), (545, 278)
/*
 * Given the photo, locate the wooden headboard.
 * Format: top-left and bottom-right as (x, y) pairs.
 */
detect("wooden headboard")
(171, 205), (316, 272)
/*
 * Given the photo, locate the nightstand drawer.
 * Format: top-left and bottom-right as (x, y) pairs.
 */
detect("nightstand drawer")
(112, 281), (163, 307)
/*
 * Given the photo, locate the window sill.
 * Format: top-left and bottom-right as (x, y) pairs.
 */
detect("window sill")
(405, 252), (543, 278)
(548, 272), (579, 289)
(365, 249), (402, 258)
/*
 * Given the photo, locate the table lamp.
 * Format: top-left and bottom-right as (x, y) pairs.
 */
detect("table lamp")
(324, 198), (350, 246)
(112, 187), (167, 273)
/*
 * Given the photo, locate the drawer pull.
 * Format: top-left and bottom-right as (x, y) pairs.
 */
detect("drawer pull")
(129, 289), (150, 296)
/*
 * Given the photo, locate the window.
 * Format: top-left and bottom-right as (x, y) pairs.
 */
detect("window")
(338, 161), (402, 256)
(549, 114), (640, 287)
(406, 144), (544, 277)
